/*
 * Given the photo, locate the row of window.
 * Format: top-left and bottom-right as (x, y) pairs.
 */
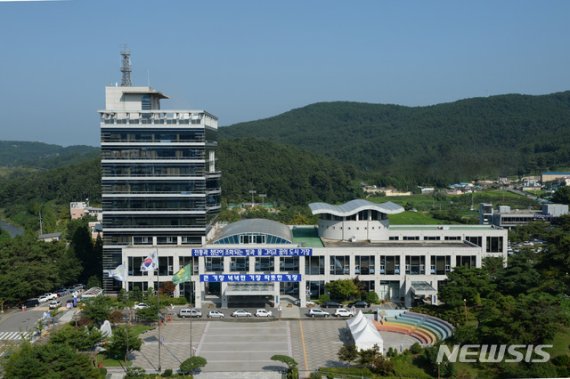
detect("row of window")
(102, 131), (207, 143)
(124, 254), (478, 277)
(102, 164), (206, 177)
(101, 148), (205, 160)
(102, 182), (206, 194)
(319, 210), (388, 222)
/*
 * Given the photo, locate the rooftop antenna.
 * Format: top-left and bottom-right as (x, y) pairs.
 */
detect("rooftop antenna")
(120, 46), (132, 86)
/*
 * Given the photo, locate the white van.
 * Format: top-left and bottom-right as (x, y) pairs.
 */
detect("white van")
(178, 308), (202, 318)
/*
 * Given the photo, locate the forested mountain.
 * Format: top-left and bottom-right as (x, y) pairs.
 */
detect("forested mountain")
(0, 141), (99, 169)
(218, 139), (358, 204)
(220, 91), (570, 187)
(0, 139), (358, 232)
(0, 157), (101, 232)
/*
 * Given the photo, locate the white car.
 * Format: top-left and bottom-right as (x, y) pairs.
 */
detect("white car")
(231, 309), (253, 317)
(178, 308), (202, 318)
(334, 308), (354, 317)
(134, 303), (149, 310)
(255, 309), (273, 317)
(38, 294), (51, 303)
(207, 310), (225, 318)
(49, 300), (61, 309)
(308, 308), (330, 318)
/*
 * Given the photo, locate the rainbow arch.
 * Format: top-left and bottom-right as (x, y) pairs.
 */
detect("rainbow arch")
(374, 310), (454, 345)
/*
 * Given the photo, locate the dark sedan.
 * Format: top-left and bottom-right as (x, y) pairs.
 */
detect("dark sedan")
(349, 301), (369, 308)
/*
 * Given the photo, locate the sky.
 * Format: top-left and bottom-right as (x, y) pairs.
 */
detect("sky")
(0, 0), (569, 146)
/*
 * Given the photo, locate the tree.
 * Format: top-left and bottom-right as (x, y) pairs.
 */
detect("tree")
(338, 344), (358, 364)
(552, 186), (570, 205)
(271, 354), (299, 379)
(107, 326), (142, 361)
(136, 303), (160, 323)
(180, 356), (208, 374)
(325, 279), (360, 301)
(3, 341), (101, 379)
(49, 324), (103, 351)
(81, 296), (113, 325)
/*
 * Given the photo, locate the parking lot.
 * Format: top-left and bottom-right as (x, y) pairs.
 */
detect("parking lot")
(130, 317), (415, 376)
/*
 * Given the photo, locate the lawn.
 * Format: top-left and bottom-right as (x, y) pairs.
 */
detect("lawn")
(551, 325), (570, 357)
(388, 211), (441, 225)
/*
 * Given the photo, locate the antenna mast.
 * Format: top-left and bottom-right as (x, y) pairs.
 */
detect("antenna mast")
(120, 47), (132, 86)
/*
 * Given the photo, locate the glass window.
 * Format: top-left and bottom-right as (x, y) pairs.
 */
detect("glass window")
(179, 256), (199, 274)
(230, 257), (248, 272)
(330, 256), (350, 275)
(456, 255), (477, 268)
(306, 280), (325, 300)
(430, 256), (451, 275)
(158, 256), (174, 276)
(380, 256), (400, 275)
(279, 257), (299, 273)
(405, 256), (425, 275)
(305, 256), (324, 275)
(486, 236), (504, 252)
(354, 256), (375, 275)
(128, 256), (143, 276)
(205, 257), (223, 272)
(255, 257), (274, 272)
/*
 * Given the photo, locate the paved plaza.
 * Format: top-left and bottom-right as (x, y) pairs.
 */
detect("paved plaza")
(131, 318), (416, 377)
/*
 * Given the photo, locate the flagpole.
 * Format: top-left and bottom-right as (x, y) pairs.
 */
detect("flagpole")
(157, 248), (161, 373)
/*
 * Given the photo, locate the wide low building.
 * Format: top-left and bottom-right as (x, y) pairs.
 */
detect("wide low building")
(117, 199), (508, 308)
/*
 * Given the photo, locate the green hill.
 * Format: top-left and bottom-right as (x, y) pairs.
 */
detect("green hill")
(0, 141), (99, 169)
(218, 139), (358, 204)
(220, 91), (570, 187)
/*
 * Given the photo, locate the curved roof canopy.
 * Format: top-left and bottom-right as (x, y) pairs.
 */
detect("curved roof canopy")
(213, 218), (293, 244)
(309, 199), (404, 217)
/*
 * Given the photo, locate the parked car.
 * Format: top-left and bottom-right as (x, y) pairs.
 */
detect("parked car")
(55, 288), (69, 297)
(24, 298), (40, 308)
(231, 309), (253, 317)
(38, 294), (51, 303)
(334, 308), (354, 317)
(308, 308), (330, 318)
(178, 308), (202, 318)
(322, 301), (342, 308)
(134, 303), (149, 310)
(349, 301), (369, 308)
(255, 309), (273, 317)
(49, 300), (61, 309)
(207, 310), (225, 318)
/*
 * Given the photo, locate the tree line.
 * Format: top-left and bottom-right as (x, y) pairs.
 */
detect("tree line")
(220, 91), (570, 188)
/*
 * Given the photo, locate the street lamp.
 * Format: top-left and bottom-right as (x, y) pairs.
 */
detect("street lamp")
(463, 298), (467, 322)
(248, 190), (256, 207)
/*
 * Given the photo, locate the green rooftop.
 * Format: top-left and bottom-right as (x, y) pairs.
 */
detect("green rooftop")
(291, 226), (324, 247)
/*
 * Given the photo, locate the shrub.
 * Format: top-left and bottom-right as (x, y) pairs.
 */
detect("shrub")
(365, 291), (380, 304)
(161, 368), (173, 377)
(409, 342), (422, 354)
(180, 356), (207, 374)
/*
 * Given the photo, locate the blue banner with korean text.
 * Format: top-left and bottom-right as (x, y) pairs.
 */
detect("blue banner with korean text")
(199, 274), (302, 282)
(191, 248), (312, 257)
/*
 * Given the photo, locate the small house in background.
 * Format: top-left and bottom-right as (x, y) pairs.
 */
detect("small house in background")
(38, 232), (62, 242)
(70, 201), (102, 221)
(541, 171), (570, 183)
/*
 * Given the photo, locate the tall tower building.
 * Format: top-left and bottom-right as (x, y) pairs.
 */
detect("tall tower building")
(100, 52), (221, 293)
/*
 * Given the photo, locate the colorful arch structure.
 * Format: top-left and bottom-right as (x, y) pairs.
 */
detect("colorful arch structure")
(374, 310), (454, 345)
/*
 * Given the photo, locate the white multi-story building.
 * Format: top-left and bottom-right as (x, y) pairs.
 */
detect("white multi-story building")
(100, 53), (220, 293)
(119, 199), (508, 308)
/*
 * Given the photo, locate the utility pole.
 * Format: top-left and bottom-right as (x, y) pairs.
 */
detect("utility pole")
(249, 189), (256, 207)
